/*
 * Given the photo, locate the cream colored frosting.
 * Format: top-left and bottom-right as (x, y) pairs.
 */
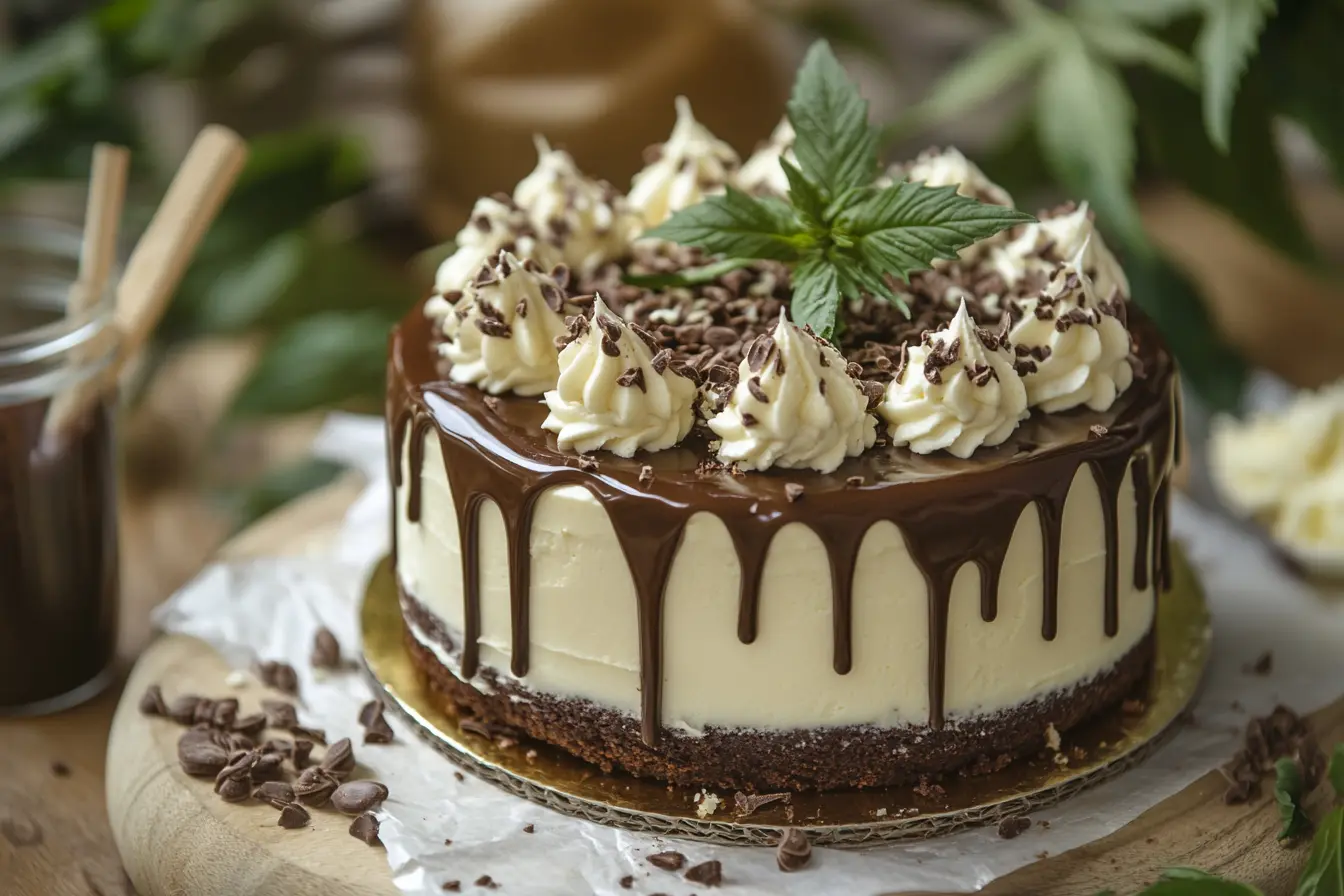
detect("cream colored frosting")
(990, 202), (1129, 302)
(395, 433), (1157, 731)
(735, 117), (795, 196)
(708, 313), (876, 473)
(541, 295), (697, 456)
(879, 300), (1028, 458)
(884, 147), (1014, 207)
(440, 251), (572, 396)
(628, 97), (740, 228)
(430, 196), (559, 303)
(513, 139), (642, 277)
(1009, 246), (1134, 413)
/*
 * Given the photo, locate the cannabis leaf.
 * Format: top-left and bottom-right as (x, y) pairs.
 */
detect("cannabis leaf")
(622, 257), (756, 290)
(1135, 867), (1265, 895)
(1195, 0), (1276, 153)
(1330, 743), (1344, 800)
(1276, 756), (1313, 841)
(1294, 808), (1344, 896)
(643, 39), (1032, 337)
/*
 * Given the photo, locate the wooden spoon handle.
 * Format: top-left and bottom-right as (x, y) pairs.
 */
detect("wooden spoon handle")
(113, 125), (248, 364)
(71, 142), (131, 319)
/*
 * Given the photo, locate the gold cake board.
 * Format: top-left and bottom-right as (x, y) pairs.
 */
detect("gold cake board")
(360, 547), (1210, 847)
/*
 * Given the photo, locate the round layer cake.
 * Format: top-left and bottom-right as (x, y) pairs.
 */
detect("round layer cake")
(387, 110), (1179, 792)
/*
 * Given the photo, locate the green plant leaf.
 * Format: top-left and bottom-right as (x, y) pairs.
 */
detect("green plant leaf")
(786, 40), (878, 199)
(1076, 16), (1200, 87)
(889, 28), (1049, 141)
(224, 457), (347, 531)
(642, 187), (808, 261)
(839, 182), (1033, 281)
(1129, 64), (1317, 266)
(1329, 744), (1344, 800)
(1133, 866), (1265, 894)
(1294, 807), (1343, 896)
(781, 157), (829, 227)
(1194, 0), (1274, 154)
(1034, 37), (1147, 250)
(621, 257), (755, 290)
(1124, 251), (1247, 413)
(1276, 756), (1313, 841)
(228, 310), (395, 418)
(0, 19), (100, 99)
(1261, 1), (1344, 183)
(790, 253), (842, 337)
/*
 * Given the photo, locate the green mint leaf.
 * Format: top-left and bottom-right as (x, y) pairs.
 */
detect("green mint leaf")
(830, 250), (910, 317)
(642, 187), (808, 261)
(1195, 0), (1275, 154)
(838, 181), (1033, 282)
(1034, 36), (1148, 250)
(1329, 744), (1344, 800)
(621, 257), (755, 290)
(1276, 756), (1313, 841)
(789, 253), (842, 338)
(780, 157), (828, 227)
(889, 27), (1050, 143)
(1133, 867), (1265, 895)
(787, 40), (878, 199)
(1293, 807), (1343, 896)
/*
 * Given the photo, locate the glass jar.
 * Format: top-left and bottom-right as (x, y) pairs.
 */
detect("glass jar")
(0, 216), (119, 713)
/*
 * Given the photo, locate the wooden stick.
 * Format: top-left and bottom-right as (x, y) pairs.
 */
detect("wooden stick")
(69, 143), (131, 320)
(41, 126), (248, 449)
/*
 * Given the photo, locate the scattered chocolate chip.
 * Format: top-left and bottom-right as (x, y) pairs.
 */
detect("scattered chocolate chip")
(253, 781), (296, 809)
(784, 483), (804, 503)
(442, 882), (461, 892)
(475, 875), (498, 889)
(998, 816), (1031, 839)
(311, 627), (342, 669)
(523, 823), (534, 834)
(776, 828), (811, 872)
(177, 730), (230, 777)
(454, 771), (465, 782)
(619, 876), (634, 889)
(256, 661), (299, 695)
(321, 737), (357, 777)
(232, 712), (267, 738)
(685, 860), (722, 886)
(138, 685), (167, 717)
(261, 699), (298, 730)
(50, 761), (70, 778)
(1244, 651), (1273, 676)
(290, 725), (327, 745)
(347, 811), (382, 847)
(616, 366), (646, 392)
(278, 803), (311, 829)
(294, 766), (341, 807)
(217, 775), (252, 803)
(332, 780), (390, 816)
(362, 708), (395, 745)
(647, 851), (685, 871)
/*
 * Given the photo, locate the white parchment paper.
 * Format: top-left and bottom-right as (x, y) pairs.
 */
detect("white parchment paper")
(152, 413), (1344, 895)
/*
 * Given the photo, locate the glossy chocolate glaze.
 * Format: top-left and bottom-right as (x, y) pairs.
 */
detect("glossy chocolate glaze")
(389, 304), (1177, 746)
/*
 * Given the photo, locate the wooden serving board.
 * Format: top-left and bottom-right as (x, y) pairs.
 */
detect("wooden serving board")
(105, 480), (1344, 896)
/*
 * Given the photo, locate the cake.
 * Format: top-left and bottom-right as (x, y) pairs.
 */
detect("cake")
(387, 44), (1179, 792)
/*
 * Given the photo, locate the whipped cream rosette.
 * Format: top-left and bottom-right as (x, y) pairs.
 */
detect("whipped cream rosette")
(735, 117), (796, 196)
(989, 202), (1129, 304)
(542, 295), (698, 456)
(428, 195), (560, 315)
(439, 250), (574, 396)
(628, 97), (740, 228)
(709, 312), (876, 473)
(880, 299), (1027, 458)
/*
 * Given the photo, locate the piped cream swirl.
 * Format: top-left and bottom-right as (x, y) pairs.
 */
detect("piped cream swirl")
(709, 314), (876, 473)
(628, 97), (740, 228)
(542, 295), (698, 456)
(430, 196), (559, 306)
(1008, 243), (1134, 413)
(884, 147), (1014, 207)
(440, 251), (573, 396)
(990, 201), (1129, 301)
(735, 117), (795, 196)
(879, 299), (1027, 458)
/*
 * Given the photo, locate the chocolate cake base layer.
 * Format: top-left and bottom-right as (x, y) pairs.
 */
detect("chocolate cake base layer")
(400, 591), (1155, 792)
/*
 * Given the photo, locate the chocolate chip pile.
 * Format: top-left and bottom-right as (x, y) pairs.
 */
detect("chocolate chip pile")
(1220, 705), (1324, 805)
(138, 629), (392, 848)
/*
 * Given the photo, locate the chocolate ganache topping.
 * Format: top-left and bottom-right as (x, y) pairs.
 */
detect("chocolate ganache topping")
(389, 239), (1179, 747)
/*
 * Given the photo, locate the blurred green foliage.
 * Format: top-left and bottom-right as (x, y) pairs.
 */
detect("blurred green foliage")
(873, 0), (1344, 414)
(0, 0), (418, 520)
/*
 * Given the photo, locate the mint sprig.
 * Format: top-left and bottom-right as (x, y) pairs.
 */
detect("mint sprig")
(641, 40), (1033, 337)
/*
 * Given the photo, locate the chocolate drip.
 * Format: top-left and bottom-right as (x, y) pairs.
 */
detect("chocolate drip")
(1090, 454), (1132, 637)
(387, 306), (1179, 742)
(1132, 457), (1153, 592)
(1154, 479), (1172, 591)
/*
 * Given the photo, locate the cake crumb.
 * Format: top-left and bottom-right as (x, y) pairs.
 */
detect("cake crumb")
(997, 816), (1031, 839)
(1053, 752), (1069, 768)
(694, 790), (722, 818)
(639, 465), (654, 487)
(784, 482), (804, 503)
(225, 670), (247, 689)
(875, 807), (887, 818)
(1044, 723), (1061, 752)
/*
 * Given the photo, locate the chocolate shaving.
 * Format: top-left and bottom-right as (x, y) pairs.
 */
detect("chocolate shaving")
(616, 366), (647, 392)
(747, 377), (769, 403)
(293, 766), (341, 807)
(474, 317), (512, 339)
(310, 628), (342, 670)
(647, 851), (685, 871)
(684, 860), (722, 886)
(475, 875), (498, 889)
(253, 780), (295, 809)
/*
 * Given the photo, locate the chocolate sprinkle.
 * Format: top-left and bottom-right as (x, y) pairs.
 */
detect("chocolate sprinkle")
(776, 828), (812, 872)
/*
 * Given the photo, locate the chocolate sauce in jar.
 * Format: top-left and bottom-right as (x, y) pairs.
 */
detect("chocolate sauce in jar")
(0, 219), (119, 713)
